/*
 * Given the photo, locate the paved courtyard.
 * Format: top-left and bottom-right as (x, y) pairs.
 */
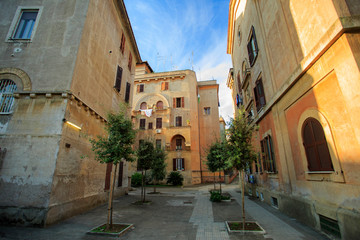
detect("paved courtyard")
(0, 184), (329, 240)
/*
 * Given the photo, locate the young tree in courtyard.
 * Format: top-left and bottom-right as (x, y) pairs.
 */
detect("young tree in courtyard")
(206, 139), (230, 194)
(227, 107), (257, 230)
(90, 110), (135, 230)
(136, 140), (155, 202)
(151, 147), (167, 193)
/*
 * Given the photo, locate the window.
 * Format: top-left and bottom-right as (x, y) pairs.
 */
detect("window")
(302, 118), (333, 171)
(173, 97), (184, 108)
(156, 118), (162, 129)
(254, 78), (266, 112)
(12, 10), (38, 39)
(173, 158), (185, 171)
(137, 84), (144, 93)
(176, 139), (182, 150)
(237, 71), (241, 91)
(148, 122), (153, 129)
(128, 52), (132, 71)
(161, 82), (169, 91)
(204, 107), (211, 115)
(156, 101), (163, 110)
(0, 79), (17, 113)
(139, 119), (146, 130)
(175, 116), (182, 127)
(124, 82), (130, 103)
(247, 26), (259, 66)
(114, 66), (122, 92)
(156, 139), (161, 149)
(140, 102), (147, 110)
(120, 32), (126, 54)
(260, 135), (276, 173)
(255, 153), (263, 173)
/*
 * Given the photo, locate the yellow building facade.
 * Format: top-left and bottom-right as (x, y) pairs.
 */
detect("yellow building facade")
(132, 63), (220, 185)
(227, 0), (360, 239)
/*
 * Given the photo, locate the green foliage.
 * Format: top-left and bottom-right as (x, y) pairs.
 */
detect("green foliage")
(226, 108), (258, 171)
(136, 140), (155, 171)
(166, 171), (184, 186)
(131, 172), (142, 187)
(206, 139), (230, 173)
(90, 110), (135, 165)
(151, 147), (167, 182)
(209, 190), (230, 202)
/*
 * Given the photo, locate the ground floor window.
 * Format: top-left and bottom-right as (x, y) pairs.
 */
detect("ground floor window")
(260, 135), (276, 173)
(173, 158), (184, 171)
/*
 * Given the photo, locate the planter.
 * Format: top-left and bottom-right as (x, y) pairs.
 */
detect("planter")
(88, 223), (133, 237)
(225, 221), (265, 234)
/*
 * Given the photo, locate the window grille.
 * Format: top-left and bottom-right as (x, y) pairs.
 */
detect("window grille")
(0, 79), (17, 113)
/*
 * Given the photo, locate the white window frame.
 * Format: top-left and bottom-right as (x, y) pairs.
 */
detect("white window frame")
(6, 6), (43, 42)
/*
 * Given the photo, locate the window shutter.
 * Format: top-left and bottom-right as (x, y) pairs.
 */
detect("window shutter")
(247, 41), (254, 65)
(258, 79), (266, 107)
(161, 82), (165, 91)
(254, 87), (259, 111)
(125, 82), (131, 103)
(120, 33), (126, 54)
(252, 26), (258, 53)
(182, 158), (185, 170)
(181, 97), (184, 108)
(115, 66), (123, 92)
(104, 163), (113, 190)
(173, 98), (176, 108)
(137, 85), (140, 93)
(128, 52), (132, 70)
(165, 82), (169, 90)
(173, 159), (176, 171)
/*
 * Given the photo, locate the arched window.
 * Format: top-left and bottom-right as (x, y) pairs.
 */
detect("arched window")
(0, 79), (17, 113)
(171, 135), (185, 151)
(156, 101), (163, 110)
(140, 102), (147, 110)
(302, 118), (333, 171)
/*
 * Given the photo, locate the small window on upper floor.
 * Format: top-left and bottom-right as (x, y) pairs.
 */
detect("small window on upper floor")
(120, 32), (126, 54)
(156, 101), (163, 110)
(137, 84), (144, 93)
(175, 116), (182, 127)
(128, 52), (132, 71)
(173, 97), (184, 108)
(247, 26), (259, 66)
(254, 77), (266, 112)
(6, 7), (43, 42)
(139, 119), (146, 130)
(114, 66), (122, 92)
(161, 82), (169, 91)
(204, 107), (210, 115)
(0, 79), (17, 113)
(140, 102), (147, 110)
(124, 82), (131, 103)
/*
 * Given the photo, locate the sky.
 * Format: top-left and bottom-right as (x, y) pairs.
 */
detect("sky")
(124, 0), (234, 123)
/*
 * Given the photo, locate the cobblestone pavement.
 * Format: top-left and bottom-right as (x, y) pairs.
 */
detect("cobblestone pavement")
(189, 189), (229, 240)
(0, 184), (329, 240)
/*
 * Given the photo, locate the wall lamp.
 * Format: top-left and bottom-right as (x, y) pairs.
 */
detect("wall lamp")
(63, 119), (82, 130)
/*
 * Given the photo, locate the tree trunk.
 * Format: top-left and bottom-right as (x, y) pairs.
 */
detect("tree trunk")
(141, 170), (144, 201)
(143, 170), (146, 202)
(106, 163), (118, 230)
(219, 171), (222, 195)
(213, 173), (216, 190)
(241, 170), (245, 230)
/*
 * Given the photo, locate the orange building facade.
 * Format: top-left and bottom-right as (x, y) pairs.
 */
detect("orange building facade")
(227, 0), (360, 239)
(132, 63), (221, 185)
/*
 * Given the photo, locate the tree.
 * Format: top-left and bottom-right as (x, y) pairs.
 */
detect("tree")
(151, 147), (167, 193)
(227, 107), (257, 230)
(90, 110), (135, 230)
(206, 139), (230, 194)
(136, 140), (155, 202)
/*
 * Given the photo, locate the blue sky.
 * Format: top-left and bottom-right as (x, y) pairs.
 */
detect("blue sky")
(124, 0), (233, 122)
